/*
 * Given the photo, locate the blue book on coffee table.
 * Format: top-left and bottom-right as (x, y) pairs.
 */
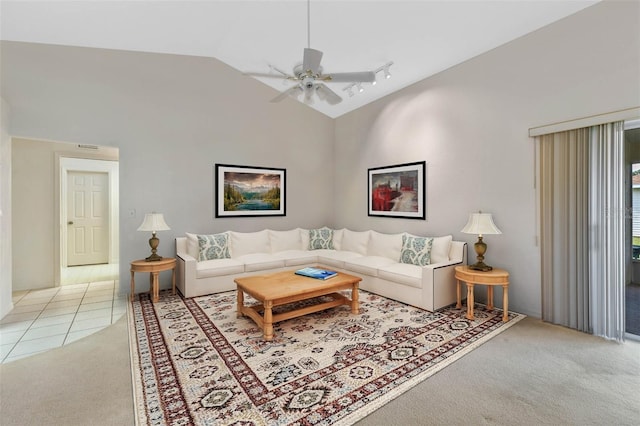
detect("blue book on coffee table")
(295, 267), (338, 280)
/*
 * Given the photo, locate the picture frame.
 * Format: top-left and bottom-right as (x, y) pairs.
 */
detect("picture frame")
(368, 161), (426, 219)
(215, 164), (286, 217)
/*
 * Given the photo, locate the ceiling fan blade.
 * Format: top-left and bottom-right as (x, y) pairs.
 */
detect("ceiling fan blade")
(269, 65), (297, 79)
(322, 71), (376, 83)
(244, 71), (289, 79)
(302, 48), (323, 75)
(315, 83), (342, 105)
(270, 85), (302, 103)
(245, 66), (297, 81)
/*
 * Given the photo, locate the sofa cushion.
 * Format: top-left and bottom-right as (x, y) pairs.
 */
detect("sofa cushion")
(271, 250), (319, 266)
(341, 229), (370, 255)
(185, 232), (199, 259)
(229, 230), (270, 257)
(195, 258), (244, 278)
(332, 228), (344, 251)
(269, 229), (303, 252)
(368, 231), (403, 260)
(378, 263), (423, 289)
(344, 256), (397, 277)
(315, 250), (363, 269)
(235, 253), (286, 272)
(400, 234), (434, 266)
(300, 228), (310, 251)
(309, 227), (334, 250)
(430, 235), (453, 264)
(196, 233), (231, 261)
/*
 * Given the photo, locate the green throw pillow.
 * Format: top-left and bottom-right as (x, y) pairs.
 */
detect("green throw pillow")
(399, 234), (434, 266)
(197, 233), (231, 261)
(308, 227), (334, 250)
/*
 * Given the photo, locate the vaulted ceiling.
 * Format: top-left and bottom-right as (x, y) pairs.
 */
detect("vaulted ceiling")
(1, 1), (599, 118)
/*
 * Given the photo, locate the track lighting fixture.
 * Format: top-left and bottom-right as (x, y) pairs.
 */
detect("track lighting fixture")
(375, 62), (393, 80)
(342, 61), (393, 98)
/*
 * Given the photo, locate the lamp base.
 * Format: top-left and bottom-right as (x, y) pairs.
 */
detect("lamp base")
(468, 261), (493, 272)
(145, 233), (163, 262)
(469, 236), (494, 271)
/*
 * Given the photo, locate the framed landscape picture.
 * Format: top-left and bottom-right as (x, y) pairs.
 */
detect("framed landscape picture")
(368, 161), (426, 219)
(215, 164), (286, 217)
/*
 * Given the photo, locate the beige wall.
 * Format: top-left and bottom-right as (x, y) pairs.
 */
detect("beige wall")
(333, 0), (640, 317)
(11, 138), (118, 291)
(1, 98), (12, 317)
(4, 1), (639, 316)
(4, 44), (335, 295)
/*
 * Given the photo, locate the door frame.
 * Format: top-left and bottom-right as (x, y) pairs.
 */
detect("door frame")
(55, 155), (119, 286)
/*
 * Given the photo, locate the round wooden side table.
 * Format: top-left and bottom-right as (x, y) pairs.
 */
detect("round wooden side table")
(130, 257), (176, 302)
(455, 265), (510, 322)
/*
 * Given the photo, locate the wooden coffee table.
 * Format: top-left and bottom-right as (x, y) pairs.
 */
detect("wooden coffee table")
(234, 269), (362, 341)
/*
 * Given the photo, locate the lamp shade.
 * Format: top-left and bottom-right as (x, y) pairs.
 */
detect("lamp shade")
(137, 213), (170, 232)
(460, 212), (502, 236)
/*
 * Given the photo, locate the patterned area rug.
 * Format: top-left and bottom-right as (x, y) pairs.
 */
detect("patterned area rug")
(128, 290), (524, 425)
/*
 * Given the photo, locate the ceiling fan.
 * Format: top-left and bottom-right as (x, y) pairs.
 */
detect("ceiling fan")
(246, 0), (375, 105)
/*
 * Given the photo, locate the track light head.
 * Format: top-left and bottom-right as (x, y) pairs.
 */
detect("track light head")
(383, 64), (391, 79)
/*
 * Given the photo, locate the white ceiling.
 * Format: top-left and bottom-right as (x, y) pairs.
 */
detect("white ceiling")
(1, 0), (599, 118)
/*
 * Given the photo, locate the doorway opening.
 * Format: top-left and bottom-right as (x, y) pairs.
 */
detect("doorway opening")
(57, 156), (119, 286)
(625, 123), (640, 338)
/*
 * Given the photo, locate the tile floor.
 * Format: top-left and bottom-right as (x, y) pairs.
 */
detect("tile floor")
(0, 276), (127, 364)
(61, 263), (119, 286)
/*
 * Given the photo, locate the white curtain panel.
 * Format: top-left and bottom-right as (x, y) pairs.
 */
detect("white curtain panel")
(588, 122), (626, 341)
(538, 121), (625, 341)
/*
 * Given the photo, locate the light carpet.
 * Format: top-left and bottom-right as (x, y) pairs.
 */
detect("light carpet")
(128, 290), (524, 425)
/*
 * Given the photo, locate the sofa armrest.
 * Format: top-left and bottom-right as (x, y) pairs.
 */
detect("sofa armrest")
(177, 252), (196, 262)
(421, 258), (465, 311)
(424, 259), (463, 270)
(176, 238), (197, 297)
(448, 241), (467, 264)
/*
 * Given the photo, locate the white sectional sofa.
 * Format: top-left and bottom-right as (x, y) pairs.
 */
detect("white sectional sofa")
(175, 228), (467, 312)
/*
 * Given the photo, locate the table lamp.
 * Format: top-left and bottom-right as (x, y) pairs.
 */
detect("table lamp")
(461, 211), (502, 271)
(137, 213), (170, 261)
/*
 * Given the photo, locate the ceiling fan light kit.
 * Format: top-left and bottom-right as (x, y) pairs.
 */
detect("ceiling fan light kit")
(245, 0), (393, 106)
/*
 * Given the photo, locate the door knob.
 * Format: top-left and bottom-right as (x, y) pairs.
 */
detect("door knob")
(68, 221), (74, 225)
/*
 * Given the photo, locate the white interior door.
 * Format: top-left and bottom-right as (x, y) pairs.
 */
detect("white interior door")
(67, 171), (109, 266)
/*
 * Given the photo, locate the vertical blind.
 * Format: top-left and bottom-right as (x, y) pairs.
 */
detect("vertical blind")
(538, 121), (625, 341)
(539, 128), (591, 332)
(588, 122), (625, 340)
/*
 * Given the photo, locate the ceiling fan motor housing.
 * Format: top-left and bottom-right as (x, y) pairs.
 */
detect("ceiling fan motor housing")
(302, 76), (315, 89)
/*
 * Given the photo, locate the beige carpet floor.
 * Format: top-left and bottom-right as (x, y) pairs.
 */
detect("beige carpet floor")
(1, 314), (639, 425)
